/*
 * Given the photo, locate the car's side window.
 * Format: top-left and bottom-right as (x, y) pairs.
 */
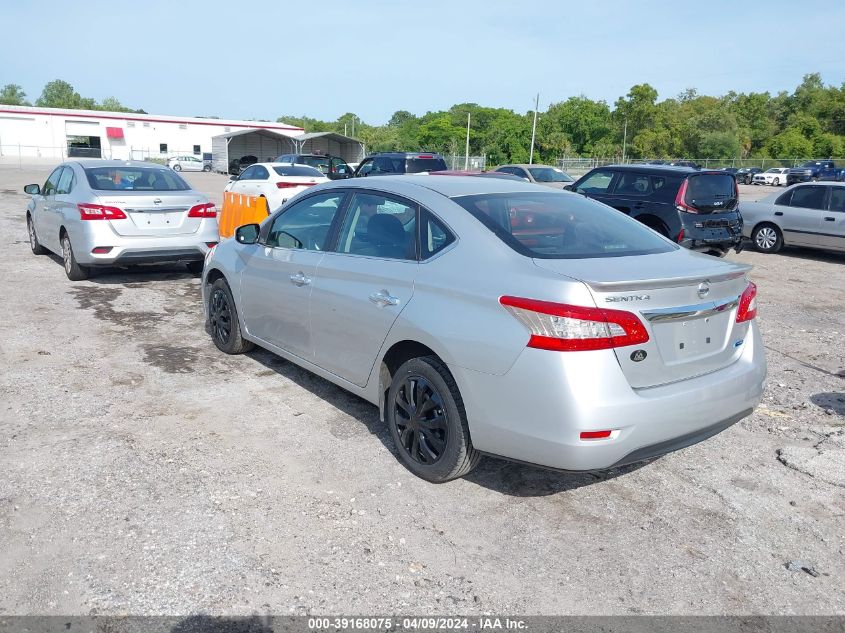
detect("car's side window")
(576, 170), (615, 194)
(252, 165), (269, 180)
(335, 192), (417, 260)
(419, 209), (455, 260)
(775, 190), (793, 206)
(373, 157), (401, 174)
(239, 166), (257, 180)
(332, 158), (350, 176)
(828, 188), (845, 213)
(264, 192), (345, 251)
(356, 159), (373, 175)
(789, 185), (826, 210)
(56, 167), (75, 195)
(43, 167), (63, 196)
(614, 172), (652, 196)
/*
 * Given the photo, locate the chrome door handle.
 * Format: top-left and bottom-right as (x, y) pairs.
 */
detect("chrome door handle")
(369, 290), (399, 307)
(289, 272), (311, 286)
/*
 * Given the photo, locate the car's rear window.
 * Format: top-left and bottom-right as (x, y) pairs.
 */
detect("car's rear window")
(451, 192), (676, 259)
(406, 158), (447, 173)
(684, 174), (736, 201)
(84, 167), (190, 191)
(272, 165), (324, 178)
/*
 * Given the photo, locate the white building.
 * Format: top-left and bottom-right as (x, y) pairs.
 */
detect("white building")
(0, 104), (303, 161)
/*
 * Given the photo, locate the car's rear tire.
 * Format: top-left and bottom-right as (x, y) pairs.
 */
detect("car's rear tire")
(61, 234), (89, 281)
(186, 260), (204, 275)
(208, 277), (253, 354)
(751, 223), (783, 254)
(173, 164), (182, 171)
(773, 177), (779, 186)
(386, 356), (480, 483)
(202, 165), (211, 172)
(27, 214), (47, 255)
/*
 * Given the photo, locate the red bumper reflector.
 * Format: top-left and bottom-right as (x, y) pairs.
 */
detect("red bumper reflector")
(205, 242), (218, 248)
(91, 246), (113, 254)
(580, 430), (613, 440)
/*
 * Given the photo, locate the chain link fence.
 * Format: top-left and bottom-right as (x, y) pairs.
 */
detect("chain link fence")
(0, 144), (207, 168)
(446, 154), (487, 170)
(556, 156), (844, 177)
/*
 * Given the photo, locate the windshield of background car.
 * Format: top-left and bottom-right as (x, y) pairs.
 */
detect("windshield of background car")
(84, 167), (190, 191)
(273, 165), (325, 178)
(765, 168), (780, 173)
(528, 167), (573, 183)
(299, 156), (331, 173)
(451, 192), (676, 259)
(406, 157), (448, 173)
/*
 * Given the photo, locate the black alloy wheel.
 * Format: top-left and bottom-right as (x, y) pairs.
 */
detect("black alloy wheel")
(209, 287), (232, 346)
(393, 375), (448, 465)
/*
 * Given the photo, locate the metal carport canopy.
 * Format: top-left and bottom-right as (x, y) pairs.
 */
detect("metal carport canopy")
(210, 128), (298, 173)
(292, 132), (365, 163)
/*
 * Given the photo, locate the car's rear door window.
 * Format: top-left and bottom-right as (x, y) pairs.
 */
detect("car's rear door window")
(613, 172), (652, 196)
(406, 157), (447, 173)
(828, 188), (845, 212)
(452, 191), (675, 259)
(335, 192), (417, 260)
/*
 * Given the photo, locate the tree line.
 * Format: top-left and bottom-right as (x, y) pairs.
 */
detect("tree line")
(3, 75), (843, 164)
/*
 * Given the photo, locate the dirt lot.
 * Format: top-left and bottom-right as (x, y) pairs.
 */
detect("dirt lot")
(0, 166), (843, 616)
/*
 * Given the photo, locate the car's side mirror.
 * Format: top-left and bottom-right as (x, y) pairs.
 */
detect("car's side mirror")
(229, 175), (238, 182)
(563, 184), (574, 191)
(235, 223), (260, 244)
(24, 184), (41, 195)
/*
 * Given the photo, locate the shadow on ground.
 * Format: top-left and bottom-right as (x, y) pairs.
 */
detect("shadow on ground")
(246, 347), (648, 497)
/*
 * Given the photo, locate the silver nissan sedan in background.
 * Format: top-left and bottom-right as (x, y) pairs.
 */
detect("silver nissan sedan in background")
(202, 176), (766, 482)
(25, 160), (219, 280)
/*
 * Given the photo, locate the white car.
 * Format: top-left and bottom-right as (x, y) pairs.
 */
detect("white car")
(224, 162), (329, 212)
(168, 155), (210, 172)
(752, 167), (789, 186)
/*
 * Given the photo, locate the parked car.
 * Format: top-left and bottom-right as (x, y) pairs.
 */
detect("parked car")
(735, 167), (763, 185)
(494, 164), (575, 188)
(353, 152), (448, 177)
(786, 160), (840, 185)
(168, 155), (211, 172)
(224, 163), (329, 212)
(272, 153), (353, 180)
(201, 176), (765, 482)
(24, 160), (219, 280)
(752, 168), (789, 186)
(568, 165), (743, 257)
(719, 167), (739, 175)
(228, 155), (258, 176)
(741, 182), (845, 253)
(668, 160), (700, 169)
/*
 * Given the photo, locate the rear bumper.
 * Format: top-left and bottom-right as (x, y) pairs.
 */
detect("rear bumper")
(67, 219), (218, 266)
(452, 321), (766, 472)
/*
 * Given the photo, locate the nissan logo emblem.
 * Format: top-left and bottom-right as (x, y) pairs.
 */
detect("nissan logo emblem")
(697, 281), (710, 299)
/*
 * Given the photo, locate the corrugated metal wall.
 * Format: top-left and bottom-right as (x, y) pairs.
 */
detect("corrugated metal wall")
(228, 134), (295, 164)
(211, 136), (229, 173)
(299, 138), (364, 163)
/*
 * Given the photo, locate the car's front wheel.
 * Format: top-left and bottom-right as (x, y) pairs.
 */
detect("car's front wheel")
(386, 356), (480, 483)
(208, 277), (253, 354)
(173, 164), (182, 171)
(61, 234), (89, 280)
(752, 223), (783, 254)
(773, 177), (780, 186)
(202, 165), (211, 172)
(27, 214), (47, 255)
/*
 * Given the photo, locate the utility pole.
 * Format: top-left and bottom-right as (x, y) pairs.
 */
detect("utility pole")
(529, 93), (539, 164)
(464, 112), (471, 170)
(351, 116), (355, 139)
(622, 117), (628, 164)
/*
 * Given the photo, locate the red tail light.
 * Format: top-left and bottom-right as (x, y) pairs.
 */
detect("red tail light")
(188, 203), (216, 218)
(499, 296), (649, 351)
(736, 282), (757, 323)
(78, 203), (126, 220)
(674, 179), (698, 213)
(417, 154), (434, 159)
(580, 430), (613, 440)
(677, 227), (684, 242)
(276, 181), (317, 189)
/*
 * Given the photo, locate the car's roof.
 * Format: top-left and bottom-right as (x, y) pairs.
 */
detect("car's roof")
(365, 152), (444, 158)
(597, 164), (698, 174)
(501, 163), (560, 169)
(67, 159), (170, 168)
(254, 162), (324, 170)
(340, 175), (557, 197)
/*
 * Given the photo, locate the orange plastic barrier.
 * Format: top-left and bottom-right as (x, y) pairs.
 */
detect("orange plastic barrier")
(218, 192), (270, 239)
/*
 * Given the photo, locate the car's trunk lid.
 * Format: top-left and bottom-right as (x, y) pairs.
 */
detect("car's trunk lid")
(534, 251), (753, 388)
(94, 191), (207, 237)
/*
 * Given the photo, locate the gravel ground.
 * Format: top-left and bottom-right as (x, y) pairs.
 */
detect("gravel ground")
(0, 167), (843, 616)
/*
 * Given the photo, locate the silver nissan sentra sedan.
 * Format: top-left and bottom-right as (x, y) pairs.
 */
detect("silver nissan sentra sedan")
(202, 176), (766, 482)
(25, 160), (219, 280)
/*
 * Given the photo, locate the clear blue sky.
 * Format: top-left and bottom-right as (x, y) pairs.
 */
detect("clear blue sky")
(2, 0), (843, 124)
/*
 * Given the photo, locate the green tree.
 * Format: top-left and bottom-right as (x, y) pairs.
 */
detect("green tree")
(0, 84), (29, 105)
(36, 80), (95, 109)
(765, 128), (814, 159)
(98, 97), (132, 112)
